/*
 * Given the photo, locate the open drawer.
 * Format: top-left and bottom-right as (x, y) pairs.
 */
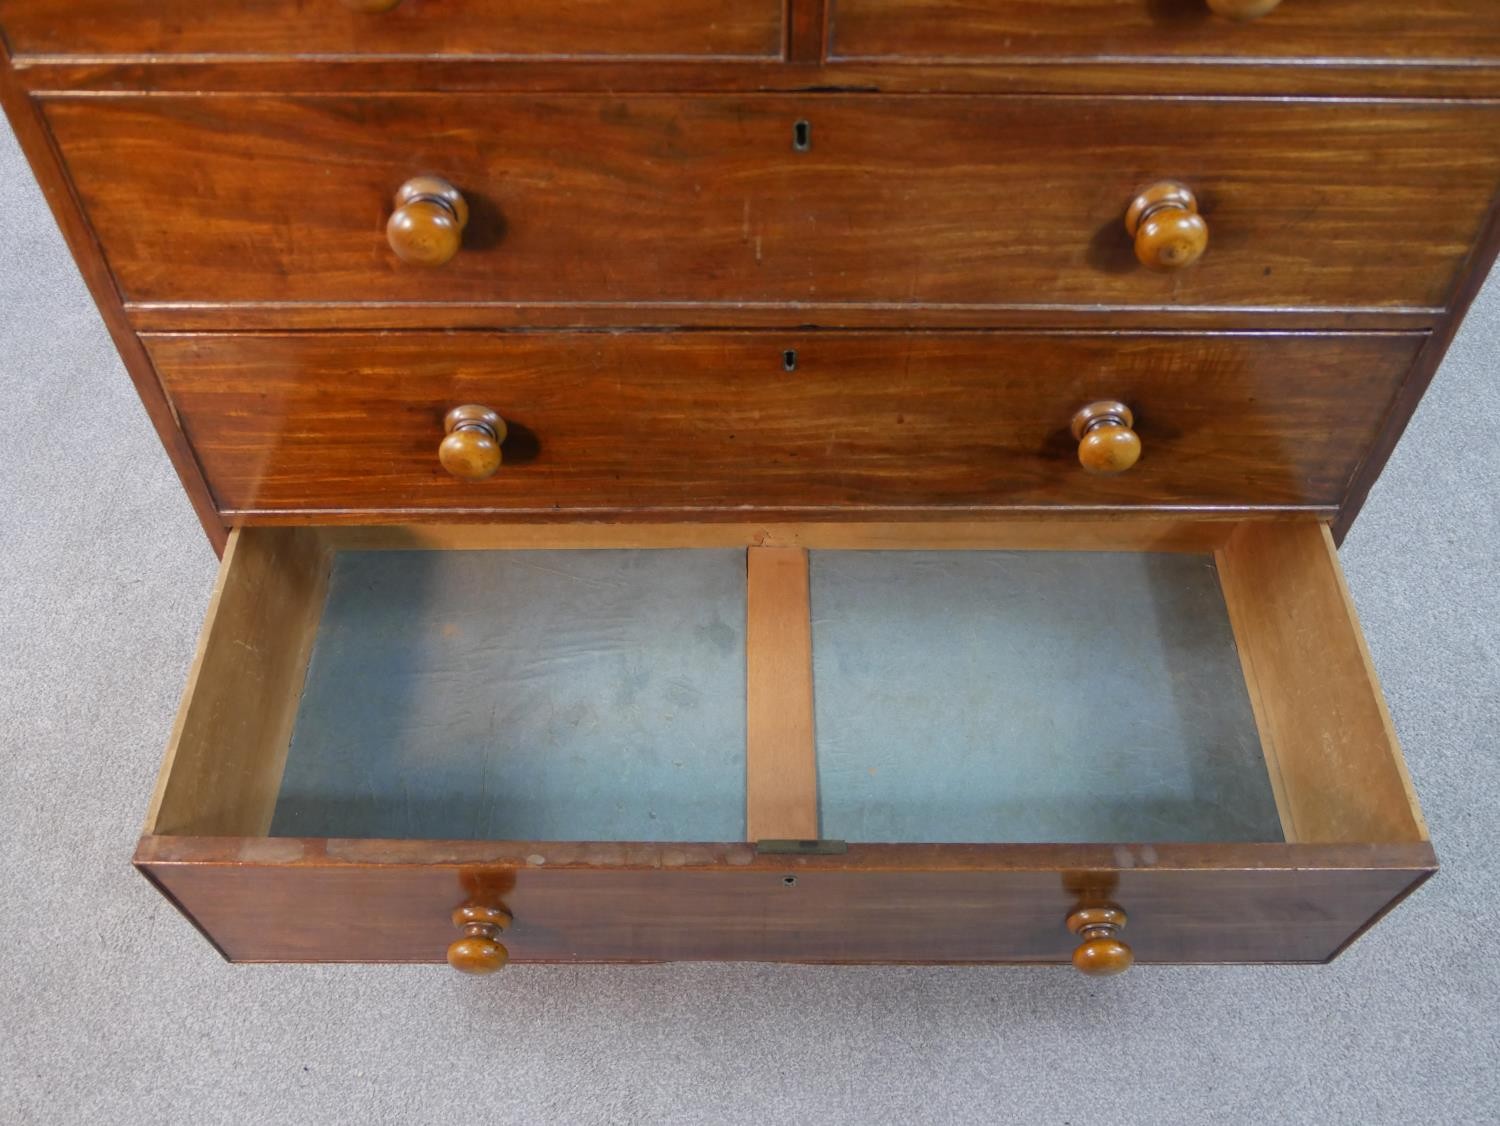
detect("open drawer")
(137, 519), (1434, 975)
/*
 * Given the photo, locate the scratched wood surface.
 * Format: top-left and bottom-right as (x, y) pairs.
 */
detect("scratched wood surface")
(145, 330), (1422, 516)
(44, 95), (1500, 314)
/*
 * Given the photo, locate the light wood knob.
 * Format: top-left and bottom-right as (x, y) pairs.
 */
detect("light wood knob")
(342, 1), (403, 12)
(1071, 401), (1141, 475)
(1206, 0), (1284, 19)
(1125, 181), (1208, 271)
(440, 405), (507, 480)
(448, 905), (512, 975)
(387, 176), (469, 267)
(1066, 906), (1134, 976)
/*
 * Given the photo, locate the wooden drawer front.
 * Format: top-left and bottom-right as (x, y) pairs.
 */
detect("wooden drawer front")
(829, 1), (1500, 66)
(140, 840), (1429, 966)
(0, 0), (783, 60)
(146, 331), (1422, 515)
(47, 95), (1500, 315)
(135, 519), (1434, 970)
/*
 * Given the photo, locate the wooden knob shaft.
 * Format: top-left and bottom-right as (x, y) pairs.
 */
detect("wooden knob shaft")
(342, 0), (403, 11)
(1125, 181), (1208, 271)
(440, 405), (507, 481)
(1066, 906), (1134, 976)
(1071, 401), (1141, 475)
(387, 176), (469, 267)
(1206, 0), (1284, 19)
(448, 904), (512, 975)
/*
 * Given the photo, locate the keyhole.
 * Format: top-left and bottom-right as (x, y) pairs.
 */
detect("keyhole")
(793, 120), (811, 152)
(783, 349), (798, 372)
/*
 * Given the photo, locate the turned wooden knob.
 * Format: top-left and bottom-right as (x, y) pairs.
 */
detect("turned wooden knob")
(1066, 906), (1134, 976)
(448, 905), (512, 975)
(1125, 181), (1208, 271)
(439, 405), (507, 480)
(387, 176), (469, 267)
(1071, 401), (1141, 475)
(1206, 0), (1284, 19)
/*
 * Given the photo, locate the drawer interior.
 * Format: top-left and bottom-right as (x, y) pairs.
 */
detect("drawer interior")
(145, 520), (1427, 849)
(810, 550), (1278, 843)
(271, 548), (748, 842)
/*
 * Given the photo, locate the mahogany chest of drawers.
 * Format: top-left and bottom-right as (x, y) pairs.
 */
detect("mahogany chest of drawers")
(4, 0), (1496, 977)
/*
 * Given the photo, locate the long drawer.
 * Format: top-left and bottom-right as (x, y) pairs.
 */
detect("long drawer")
(146, 330), (1423, 517)
(47, 95), (1500, 317)
(0, 0), (783, 60)
(136, 519), (1434, 969)
(828, 0), (1500, 66)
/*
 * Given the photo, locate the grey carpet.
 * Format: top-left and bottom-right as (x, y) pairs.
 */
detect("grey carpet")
(1, 108), (1497, 1125)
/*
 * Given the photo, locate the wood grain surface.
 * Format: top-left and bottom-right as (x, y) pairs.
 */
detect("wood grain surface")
(144, 330), (1422, 516)
(19, 56), (1500, 100)
(0, 0), (1471, 971)
(148, 529), (330, 837)
(43, 95), (1500, 316)
(0, 0), (783, 60)
(137, 836), (1434, 964)
(828, 0), (1500, 65)
(1218, 522), (1427, 844)
(119, 304), (1440, 334)
(314, 519), (1248, 553)
(745, 547), (819, 841)
(135, 517), (1437, 964)
(7, 1), (1498, 101)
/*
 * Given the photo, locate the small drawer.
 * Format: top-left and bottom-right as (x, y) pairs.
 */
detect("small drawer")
(829, 1), (1500, 67)
(0, 0), (783, 61)
(137, 519), (1433, 972)
(145, 329), (1422, 517)
(44, 95), (1500, 317)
